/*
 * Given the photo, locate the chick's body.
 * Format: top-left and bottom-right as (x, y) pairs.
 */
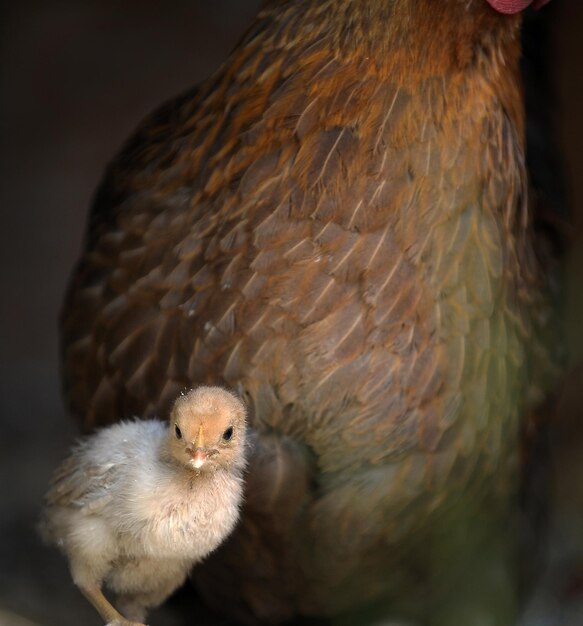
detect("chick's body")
(61, 0), (561, 623)
(43, 387), (247, 625)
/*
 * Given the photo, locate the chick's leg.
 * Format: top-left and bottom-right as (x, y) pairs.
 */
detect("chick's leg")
(78, 584), (145, 626)
(70, 556), (145, 626)
(79, 584), (123, 622)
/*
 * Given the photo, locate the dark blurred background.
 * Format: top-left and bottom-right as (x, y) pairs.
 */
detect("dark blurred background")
(0, 2), (581, 625)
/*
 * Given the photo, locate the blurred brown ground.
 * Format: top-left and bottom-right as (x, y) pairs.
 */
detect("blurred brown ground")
(0, 2), (581, 626)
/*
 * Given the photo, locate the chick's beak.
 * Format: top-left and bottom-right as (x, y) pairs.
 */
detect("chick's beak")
(191, 448), (207, 469)
(190, 425), (206, 469)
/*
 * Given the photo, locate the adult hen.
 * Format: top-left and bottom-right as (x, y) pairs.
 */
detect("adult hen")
(61, 0), (561, 623)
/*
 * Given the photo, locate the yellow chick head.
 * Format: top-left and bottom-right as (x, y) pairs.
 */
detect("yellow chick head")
(168, 386), (247, 473)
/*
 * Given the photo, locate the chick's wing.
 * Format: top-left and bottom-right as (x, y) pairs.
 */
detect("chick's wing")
(46, 448), (116, 513)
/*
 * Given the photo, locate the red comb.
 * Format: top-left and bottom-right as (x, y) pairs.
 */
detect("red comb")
(485, 0), (551, 13)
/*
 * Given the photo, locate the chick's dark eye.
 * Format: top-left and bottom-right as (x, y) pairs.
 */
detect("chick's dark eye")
(222, 426), (233, 441)
(175, 424), (182, 439)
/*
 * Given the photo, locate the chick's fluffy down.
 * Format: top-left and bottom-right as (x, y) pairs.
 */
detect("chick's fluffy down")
(43, 419), (245, 594)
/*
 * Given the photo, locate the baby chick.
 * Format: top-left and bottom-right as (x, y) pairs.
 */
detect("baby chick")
(41, 386), (247, 626)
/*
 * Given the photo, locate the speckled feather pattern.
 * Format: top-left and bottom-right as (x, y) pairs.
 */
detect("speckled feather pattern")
(61, 0), (561, 622)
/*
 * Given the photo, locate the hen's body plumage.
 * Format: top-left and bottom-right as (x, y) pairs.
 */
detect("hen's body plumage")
(61, 0), (561, 623)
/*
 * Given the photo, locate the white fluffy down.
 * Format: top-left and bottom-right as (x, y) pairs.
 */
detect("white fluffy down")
(43, 418), (245, 614)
